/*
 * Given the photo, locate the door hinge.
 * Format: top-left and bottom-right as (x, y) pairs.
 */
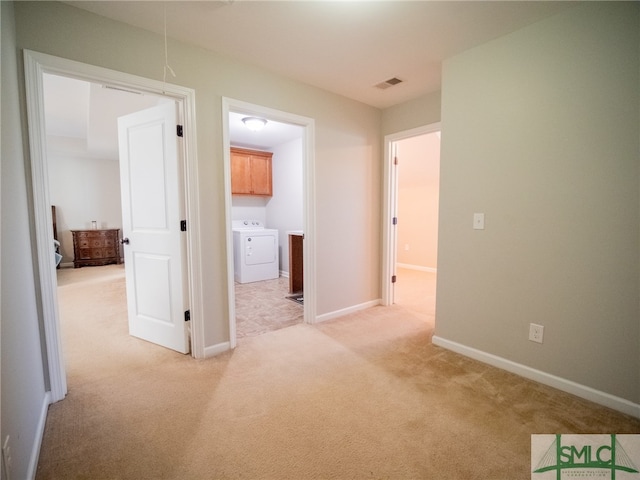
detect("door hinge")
(394, 156), (398, 165)
(180, 220), (187, 232)
(392, 217), (398, 225)
(391, 275), (397, 283)
(177, 125), (184, 137)
(184, 310), (191, 322)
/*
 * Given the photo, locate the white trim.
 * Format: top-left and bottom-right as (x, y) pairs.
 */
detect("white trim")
(315, 300), (381, 324)
(432, 335), (640, 419)
(383, 139), (398, 306)
(221, 98), (316, 347)
(204, 341), (231, 358)
(23, 50), (67, 401)
(382, 123), (441, 306)
(27, 392), (51, 480)
(181, 83), (205, 360)
(396, 263), (437, 273)
(23, 50), (205, 403)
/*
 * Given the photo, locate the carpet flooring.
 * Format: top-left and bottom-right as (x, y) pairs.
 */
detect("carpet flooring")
(36, 265), (640, 479)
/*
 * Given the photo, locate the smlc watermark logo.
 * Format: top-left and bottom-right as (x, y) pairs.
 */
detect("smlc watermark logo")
(532, 434), (640, 480)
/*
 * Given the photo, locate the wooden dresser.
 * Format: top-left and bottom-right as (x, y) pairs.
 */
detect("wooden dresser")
(71, 229), (120, 268)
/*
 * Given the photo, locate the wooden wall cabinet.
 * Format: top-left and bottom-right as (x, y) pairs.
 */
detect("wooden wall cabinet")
(230, 147), (273, 196)
(71, 229), (121, 268)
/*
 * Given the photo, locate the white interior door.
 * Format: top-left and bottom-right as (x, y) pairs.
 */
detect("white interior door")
(118, 103), (190, 354)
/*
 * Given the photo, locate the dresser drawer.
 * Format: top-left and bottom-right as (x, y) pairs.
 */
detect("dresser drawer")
(78, 247), (117, 259)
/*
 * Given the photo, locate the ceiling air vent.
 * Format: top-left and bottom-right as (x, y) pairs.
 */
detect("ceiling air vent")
(375, 77), (403, 90)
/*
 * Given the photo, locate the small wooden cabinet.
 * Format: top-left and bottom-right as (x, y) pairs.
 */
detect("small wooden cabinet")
(230, 147), (273, 196)
(289, 233), (304, 294)
(71, 229), (120, 268)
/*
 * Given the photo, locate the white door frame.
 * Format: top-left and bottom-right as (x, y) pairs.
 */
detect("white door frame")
(382, 122), (441, 306)
(221, 98), (316, 348)
(23, 50), (205, 403)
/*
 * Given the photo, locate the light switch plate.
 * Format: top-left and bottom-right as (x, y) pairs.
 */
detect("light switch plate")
(473, 213), (485, 230)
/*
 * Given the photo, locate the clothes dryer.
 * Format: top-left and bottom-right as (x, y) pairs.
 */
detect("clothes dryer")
(232, 220), (279, 283)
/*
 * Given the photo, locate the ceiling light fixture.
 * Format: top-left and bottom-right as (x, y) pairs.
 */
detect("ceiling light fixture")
(242, 117), (268, 132)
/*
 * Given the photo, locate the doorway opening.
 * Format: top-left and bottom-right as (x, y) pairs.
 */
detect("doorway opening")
(382, 123), (441, 318)
(24, 50), (204, 403)
(221, 98), (316, 348)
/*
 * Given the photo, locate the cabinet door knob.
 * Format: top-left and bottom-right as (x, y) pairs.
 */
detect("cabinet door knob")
(120, 237), (130, 245)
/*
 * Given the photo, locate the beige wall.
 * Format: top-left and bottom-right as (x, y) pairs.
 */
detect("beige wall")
(48, 146), (123, 264)
(2, 3), (49, 478)
(381, 90), (441, 137)
(14, 1), (382, 347)
(436, 2), (640, 402)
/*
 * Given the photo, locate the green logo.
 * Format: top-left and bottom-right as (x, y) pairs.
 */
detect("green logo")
(532, 434), (640, 479)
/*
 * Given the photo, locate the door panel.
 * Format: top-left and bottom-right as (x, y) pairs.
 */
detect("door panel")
(250, 155), (272, 195)
(128, 122), (169, 229)
(230, 150), (252, 194)
(132, 254), (172, 324)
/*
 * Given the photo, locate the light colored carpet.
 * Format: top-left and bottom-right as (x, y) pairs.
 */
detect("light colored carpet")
(37, 266), (640, 479)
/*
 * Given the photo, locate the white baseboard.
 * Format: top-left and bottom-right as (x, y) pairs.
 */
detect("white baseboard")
(204, 341), (231, 358)
(432, 336), (640, 419)
(279, 271), (289, 279)
(397, 263), (437, 273)
(28, 391), (51, 480)
(315, 299), (381, 324)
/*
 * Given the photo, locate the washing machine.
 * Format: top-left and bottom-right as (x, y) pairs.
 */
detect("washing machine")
(232, 220), (279, 284)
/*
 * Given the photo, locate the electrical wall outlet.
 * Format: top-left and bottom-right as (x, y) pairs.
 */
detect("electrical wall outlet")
(529, 323), (544, 344)
(3, 435), (12, 480)
(404, 244), (409, 251)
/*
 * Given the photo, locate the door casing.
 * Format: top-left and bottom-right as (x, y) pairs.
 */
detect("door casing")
(221, 98), (316, 348)
(23, 50), (204, 402)
(382, 122), (441, 306)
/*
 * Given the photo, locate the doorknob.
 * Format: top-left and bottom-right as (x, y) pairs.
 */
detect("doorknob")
(120, 237), (130, 245)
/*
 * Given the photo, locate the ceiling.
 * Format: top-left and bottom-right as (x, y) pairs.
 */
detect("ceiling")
(64, 1), (579, 109)
(44, 73), (303, 157)
(44, 73), (168, 159)
(229, 112), (303, 150)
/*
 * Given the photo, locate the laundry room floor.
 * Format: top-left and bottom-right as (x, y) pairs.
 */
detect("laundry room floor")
(235, 276), (304, 338)
(234, 267), (435, 339)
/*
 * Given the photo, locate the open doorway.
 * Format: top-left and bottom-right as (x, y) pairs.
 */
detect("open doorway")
(221, 98), (316, 348)
(24, 50), (204, 403)
(228, 112), (304, 338)
(44, 74), (195, 354)
(43, 74), (191, 378)
(43, 73), (169, 270)
(382, 123), (441, 317)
